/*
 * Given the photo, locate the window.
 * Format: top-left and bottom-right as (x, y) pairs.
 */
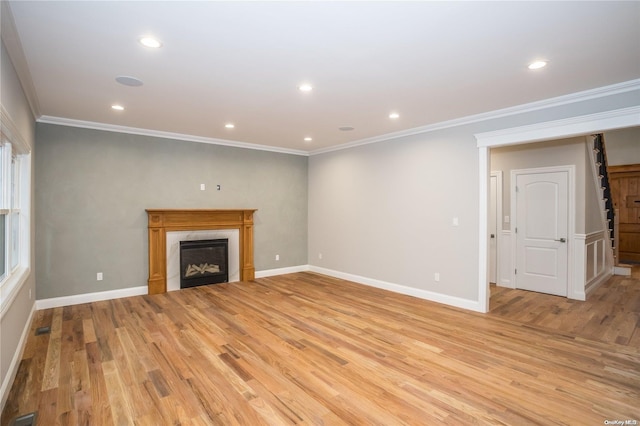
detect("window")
(0, 136), (31, 311)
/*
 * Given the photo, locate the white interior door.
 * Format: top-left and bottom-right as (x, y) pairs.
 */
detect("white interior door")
(515, 170), (569, 296)
(489, 175), (498, 283)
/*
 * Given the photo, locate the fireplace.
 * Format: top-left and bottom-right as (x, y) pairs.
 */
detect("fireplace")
(146, 209), (256, 294)
(180, 239), (229, 288)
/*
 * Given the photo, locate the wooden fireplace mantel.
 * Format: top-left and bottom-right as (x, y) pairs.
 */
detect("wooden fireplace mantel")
(146, 209), (256, 294)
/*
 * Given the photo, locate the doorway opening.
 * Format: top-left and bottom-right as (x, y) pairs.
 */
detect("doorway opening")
(476, 106), (640, 313)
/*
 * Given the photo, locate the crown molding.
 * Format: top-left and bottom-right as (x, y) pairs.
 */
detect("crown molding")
(1, 1), (41, 119)
(475, 105), (640, 148)
(37, 116), (310, 156)
(310, 79), (640, 156)
(32, 79), (639, 158)
(0, 104), (30, 153)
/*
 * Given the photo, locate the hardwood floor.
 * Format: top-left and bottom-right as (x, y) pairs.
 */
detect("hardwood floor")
(490, 265), (640, 347)
(2, 272), (639, 425)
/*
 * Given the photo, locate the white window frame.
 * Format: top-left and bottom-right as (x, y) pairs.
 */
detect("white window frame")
(0, 129), (31, 316)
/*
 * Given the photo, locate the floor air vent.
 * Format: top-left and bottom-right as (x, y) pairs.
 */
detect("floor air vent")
(35, 326), (51, 336)
(10, 412), (37, 426)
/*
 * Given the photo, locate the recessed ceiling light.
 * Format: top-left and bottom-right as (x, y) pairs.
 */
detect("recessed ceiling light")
(225, 123), (235, 129)
(139, 36), (162, 48)
(528, 60), (547, 70)
(389, 112), (400, 119)
(115, 75), (144, 87)
(298, 84), (313, 92)
(111, 104), (124, 111)
(304, 137), (313, 142)
(338, 126), (354, 131)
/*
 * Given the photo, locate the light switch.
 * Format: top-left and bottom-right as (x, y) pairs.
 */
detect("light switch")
(453, 217), (459, 226)
(200, 184), (206, 191)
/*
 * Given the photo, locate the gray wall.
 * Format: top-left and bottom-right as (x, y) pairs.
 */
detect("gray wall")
(308, 89), (639, 303)
(309, 128), (480, 300)
(0, 40), (36, 406)
(35, 123), (308, 299)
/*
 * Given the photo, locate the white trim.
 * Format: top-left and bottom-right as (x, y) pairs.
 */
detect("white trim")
(37, 116), (309, 157)
(0, 106), (32, 317)
(476, 106), (640, 148)
(0, 105), (31, 153)
(313, 80), (640, 155)
(581, 231), (614, 298)
(0, 299), (35, 411)
(35, 286), (147, 310)
(614, 266), (632, 276)
(585, 271), (612, 297)
(0, 267), (30, 320)
(499, 230), (513, 288)
(34, 266), (313, 309)
(478, 147), (489, 312)
(255, 265), (310, 278)
(573, 233), (588, 301)
(310, 265), (483, 313)
(489, 171), (503, 287)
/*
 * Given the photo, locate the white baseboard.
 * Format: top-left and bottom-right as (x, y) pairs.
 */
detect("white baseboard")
(614, 266), (632, 276)
(255, 265), (310, 278)
(1, 300), (36, 411)
(35, 286), (148, 310)
(309, 266), (483, 312)
(585, 269), (614, 298)
(34, 264), (483, 314)
(34, 266), (313, 310)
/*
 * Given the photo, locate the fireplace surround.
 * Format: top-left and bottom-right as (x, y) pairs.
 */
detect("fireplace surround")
(146, 209), (256, 294)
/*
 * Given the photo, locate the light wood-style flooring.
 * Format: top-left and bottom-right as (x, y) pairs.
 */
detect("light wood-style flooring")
(2, 272), (639, 425)
(490, 265), (640, 347)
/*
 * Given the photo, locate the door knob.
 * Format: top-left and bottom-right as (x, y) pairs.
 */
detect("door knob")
(555, 238), (566, 243)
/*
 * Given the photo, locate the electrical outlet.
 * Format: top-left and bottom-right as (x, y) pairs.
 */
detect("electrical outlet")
(29, 289), (32, 299)
(434, 272), (440, 282)
(200, 183), (206, 191)
(97, 272), (103, 281)
(275, 254), (280, 261)
(318, 253), (323, 259)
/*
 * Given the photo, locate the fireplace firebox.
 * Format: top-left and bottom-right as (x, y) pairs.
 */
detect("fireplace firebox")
(179, 239), (229, 288)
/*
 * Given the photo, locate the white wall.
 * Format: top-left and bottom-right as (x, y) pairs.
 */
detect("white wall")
(0, 40), (36, 409)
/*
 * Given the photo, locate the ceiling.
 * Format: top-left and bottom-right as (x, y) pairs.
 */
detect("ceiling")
(4, 1), (640, 154)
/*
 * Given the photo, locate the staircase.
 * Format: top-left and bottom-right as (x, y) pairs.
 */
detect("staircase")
(593, 134), (615, 250)
(592, 134), (631, 275)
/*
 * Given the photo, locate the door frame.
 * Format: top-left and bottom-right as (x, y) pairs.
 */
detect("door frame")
(489, 171), (503, 285)
(510, 165), (575, 296)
